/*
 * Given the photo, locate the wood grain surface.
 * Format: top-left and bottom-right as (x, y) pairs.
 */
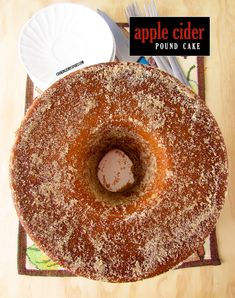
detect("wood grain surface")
(0, 0), (234, 297)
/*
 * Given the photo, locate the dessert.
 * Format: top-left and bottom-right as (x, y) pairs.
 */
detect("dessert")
(10, 62), (228, 282)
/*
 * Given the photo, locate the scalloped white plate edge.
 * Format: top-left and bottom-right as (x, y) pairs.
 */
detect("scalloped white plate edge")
(18, 3), (116, 90)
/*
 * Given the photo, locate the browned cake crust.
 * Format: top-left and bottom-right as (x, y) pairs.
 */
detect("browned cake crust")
(10, 62), (228, 282)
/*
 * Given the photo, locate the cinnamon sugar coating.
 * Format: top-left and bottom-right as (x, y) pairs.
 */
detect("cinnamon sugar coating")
(10, 62), (228, 282)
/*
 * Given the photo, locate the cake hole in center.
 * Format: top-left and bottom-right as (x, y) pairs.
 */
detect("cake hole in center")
(97, 149), (135, 193)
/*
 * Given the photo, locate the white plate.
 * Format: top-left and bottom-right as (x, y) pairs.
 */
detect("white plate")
(19, 3), (115, 90)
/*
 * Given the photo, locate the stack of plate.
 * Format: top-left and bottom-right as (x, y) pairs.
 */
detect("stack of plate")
(19, 3), (115, 90)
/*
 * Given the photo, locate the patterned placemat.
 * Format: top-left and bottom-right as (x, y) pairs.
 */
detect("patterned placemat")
(17, 23), (221, 277)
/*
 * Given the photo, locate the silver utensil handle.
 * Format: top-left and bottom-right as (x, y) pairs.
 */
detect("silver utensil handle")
(167, 56), (190, 86)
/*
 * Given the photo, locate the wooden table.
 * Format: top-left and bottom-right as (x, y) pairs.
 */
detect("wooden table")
(0, 0), (234, 297)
